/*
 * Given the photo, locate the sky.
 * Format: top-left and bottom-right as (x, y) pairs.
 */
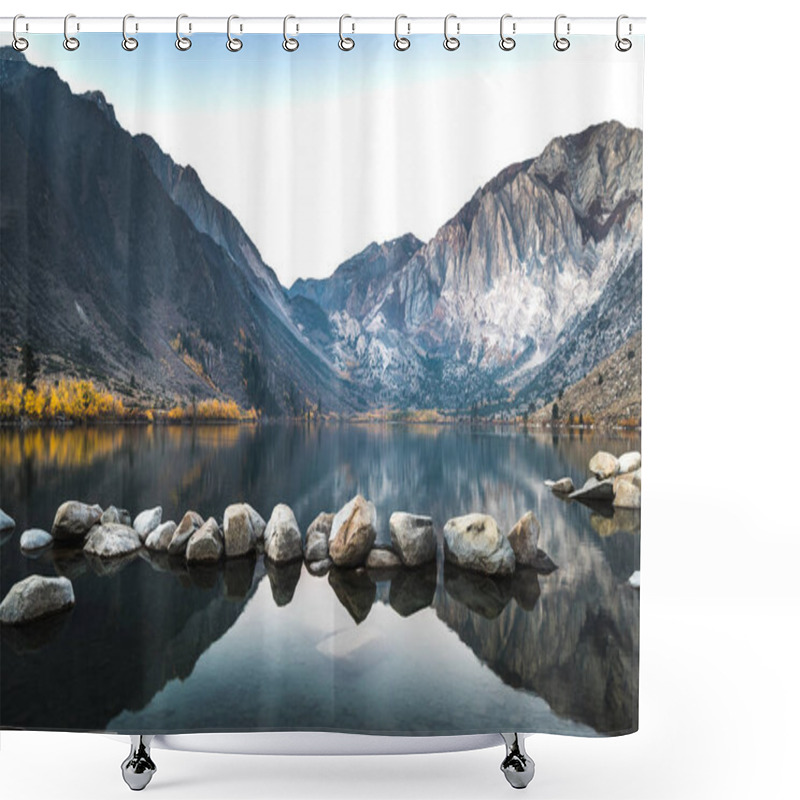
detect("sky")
(18, 32), (644, 286)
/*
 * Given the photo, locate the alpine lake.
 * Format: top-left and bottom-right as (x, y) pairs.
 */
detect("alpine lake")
(0, 422), (640, 736)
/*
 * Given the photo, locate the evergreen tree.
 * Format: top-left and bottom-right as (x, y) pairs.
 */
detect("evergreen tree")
(18, 341), (39, 391)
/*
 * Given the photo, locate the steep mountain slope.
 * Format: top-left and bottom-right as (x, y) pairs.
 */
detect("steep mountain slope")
(291, 121), (642, 409)
(0, 49), (358, 414)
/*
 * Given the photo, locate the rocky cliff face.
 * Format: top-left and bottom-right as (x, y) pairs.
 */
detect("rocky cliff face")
(290, 121), (643, 410)
(0, 49), (358, 414)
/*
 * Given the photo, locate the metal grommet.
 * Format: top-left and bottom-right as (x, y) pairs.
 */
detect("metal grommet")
(63, 13), (80, 51)
(176, 13), (192, 51)
(12, 14), (29, 52)
(394, 14), (410, 51)
(122, 14), (138, 51)
(226, 14), (243, 51)
(443, 14), (460, 51)
(338, 14), (355, 51)
(283, 15), (299, 51)
(499, 13), (515, 51)
(615, 14), (632, 52)
(553, 14), (570, 52)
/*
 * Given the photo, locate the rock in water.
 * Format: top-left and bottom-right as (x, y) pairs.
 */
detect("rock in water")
(0, 509), (15, 532)
(223, 503), (259, 557)
(305, 532), (330, 562)
(101, 506), (132, 527)
(265, 504), (303, 563)
(507, 511), (542, 567)
(366, 548), (402, 570)
(305, 512), (334, 562)
(20, 529), (54, 551)
(245, 504), (267, 542)
(569, 476), (616, 502)
(84, 523), (142, 558)
(628, 570), (641, 589)
(329, 495), (377, 568)
(133, 506), (162, 540)
(144, 521), (177, 552)
(589, 451), (620, 480)
(442, 514), (515, 576)
(186, 518), (224, 563)
(546, 477), (575, 494)
(613, 480), (641, 509)
(307, 558), (333, 577)
(389, 512), (436, 567)
(0, 575), (75, 625)
(618, 451), (642, 474)
(168, 511), (204, 556)
(51, 501), (103, 541)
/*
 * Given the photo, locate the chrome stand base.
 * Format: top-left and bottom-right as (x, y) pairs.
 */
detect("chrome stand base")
(121, 735), (157, 791)
(500, 733), (535, 789)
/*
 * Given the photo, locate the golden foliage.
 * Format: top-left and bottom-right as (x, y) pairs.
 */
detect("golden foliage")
(0, 378), (124, 421)
(0, 378), (257, 424)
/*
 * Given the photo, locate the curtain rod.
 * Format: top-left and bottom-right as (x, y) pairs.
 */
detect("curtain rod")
(1, 16), (645, 36)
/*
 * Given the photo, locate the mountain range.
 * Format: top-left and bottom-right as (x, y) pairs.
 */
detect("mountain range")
(0, 48), (642, 418)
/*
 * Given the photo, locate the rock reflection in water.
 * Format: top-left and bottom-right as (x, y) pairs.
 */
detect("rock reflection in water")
(267, 559), (302, 606)
(388, 563), (437, 617)
(590, 509), (641, 537)
(443, 563), (513, 619)
(223, 557), (256, 600)
(328, 567), (376, 624)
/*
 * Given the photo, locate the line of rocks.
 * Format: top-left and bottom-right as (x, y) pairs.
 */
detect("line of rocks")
(1, 494), (556, 625)
(546, 450), (642, 509)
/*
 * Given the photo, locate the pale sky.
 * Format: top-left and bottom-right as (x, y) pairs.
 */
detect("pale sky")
(20, 32), (643, 286)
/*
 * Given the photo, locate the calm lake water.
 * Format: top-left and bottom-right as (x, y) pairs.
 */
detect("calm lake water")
(0, 423), (640, 736)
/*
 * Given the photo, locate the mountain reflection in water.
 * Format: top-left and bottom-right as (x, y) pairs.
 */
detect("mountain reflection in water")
(1, 423), (639, 736)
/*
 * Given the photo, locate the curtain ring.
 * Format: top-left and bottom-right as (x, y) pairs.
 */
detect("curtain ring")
(443, 14), (460, 51)
(339, 14), (355, 51)
(499, 14), (515, 51)
(227, 14), (243, 51)
(615, 14), (632, 52)
(12, 14), (29, 52)
(394, 14), (410, 50)
(122, 14), (138, 51)
(63, 13), (80, 51)
(283, 15), (299, 51)
(553, 14), (570, 51)
(176, 14), (192, 51)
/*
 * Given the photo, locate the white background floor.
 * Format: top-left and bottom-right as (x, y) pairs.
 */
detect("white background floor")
(3, 1), (799, 798)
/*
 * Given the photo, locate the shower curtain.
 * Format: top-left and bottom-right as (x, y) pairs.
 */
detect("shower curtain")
(0, 24), (643, 738)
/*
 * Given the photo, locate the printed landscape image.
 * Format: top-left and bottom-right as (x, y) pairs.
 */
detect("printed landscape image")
(0, 40), (641, 738)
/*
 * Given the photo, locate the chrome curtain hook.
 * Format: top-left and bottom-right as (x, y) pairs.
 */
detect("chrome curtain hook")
(443, 14), (460, 51)
(615, 14), (632, 51)
(394, 14), (410, 51)
(499, 14), (516, 51)
(122, 14), (138, 51)
(12, 14), (29, 52)
(553, 14), (570, 51)
(339, 14), (355, 51)
(176, 13), (192, 51)
(227, 14), (243, 51)
(283, 15), (299, 51)
(63, 13), (80, 51)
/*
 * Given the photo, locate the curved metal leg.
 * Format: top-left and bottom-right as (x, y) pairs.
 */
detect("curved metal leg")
(121, 735), (157, 791)
(500, 733), (535, 789)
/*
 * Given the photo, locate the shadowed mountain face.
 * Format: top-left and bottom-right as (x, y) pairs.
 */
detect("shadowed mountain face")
(289, 121), (642, 409)
(0, 50), (358, 415)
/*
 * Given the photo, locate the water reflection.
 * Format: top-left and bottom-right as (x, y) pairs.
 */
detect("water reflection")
(1, 424), (639, 736)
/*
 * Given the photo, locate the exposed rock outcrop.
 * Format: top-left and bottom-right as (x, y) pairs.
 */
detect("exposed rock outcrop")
(389, 512), (436, 567)
(329, 495), (377, 568)
(0, 575), (75, 625)
(443, 514), (515, 576)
